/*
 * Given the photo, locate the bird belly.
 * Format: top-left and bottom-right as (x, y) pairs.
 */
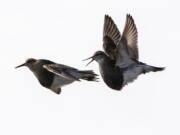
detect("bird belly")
(50, 75), (74, 89)
(123, 65), (143, 85)
(99, 66), (123, 90)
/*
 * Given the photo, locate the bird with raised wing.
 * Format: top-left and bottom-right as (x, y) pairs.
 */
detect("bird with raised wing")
(85, 14), (164, 90)
(16, 58), (98, 94)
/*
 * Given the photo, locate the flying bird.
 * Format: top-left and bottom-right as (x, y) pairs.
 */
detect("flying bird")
(16, 58), (98, 94)
(85, 14), (164, 90)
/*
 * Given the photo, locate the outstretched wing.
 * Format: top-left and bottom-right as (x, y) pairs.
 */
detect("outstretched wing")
(120, 14), (138, 60)
(43, 64), (80, 81)
(103, 15), (121, 59)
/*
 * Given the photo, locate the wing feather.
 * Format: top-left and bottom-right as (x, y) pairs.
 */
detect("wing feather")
(103, 15), (121, 59)
(120, 14), (138, 60)
(43, 64), (80, 81)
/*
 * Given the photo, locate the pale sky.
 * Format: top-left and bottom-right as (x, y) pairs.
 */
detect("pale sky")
(0, 0), (179, 135)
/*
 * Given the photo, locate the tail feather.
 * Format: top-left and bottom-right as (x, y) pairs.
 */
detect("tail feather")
(152, 67), (165, 72)
(142, 64), (165, 74)
(78, 70), (98, 81)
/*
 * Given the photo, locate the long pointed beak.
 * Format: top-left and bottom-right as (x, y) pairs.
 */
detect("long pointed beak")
(15, 63), (26, 69)
(83, 56), (94, 66)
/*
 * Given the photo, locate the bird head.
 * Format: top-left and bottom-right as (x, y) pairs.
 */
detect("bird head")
(84, 51), (106, 66)
(15, 58), (37, 69)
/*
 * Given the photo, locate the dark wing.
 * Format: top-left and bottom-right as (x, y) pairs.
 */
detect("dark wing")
(103, 15), (121, 59)
(43, 64), (80, 81)
(120, 14), (138, 60)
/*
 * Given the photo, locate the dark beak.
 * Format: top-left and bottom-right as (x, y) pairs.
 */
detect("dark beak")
(15, 63), (26, 69)
(83, 56), (95, 66)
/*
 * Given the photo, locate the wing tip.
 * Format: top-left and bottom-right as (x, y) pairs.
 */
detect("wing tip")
(125, 14), (134, 24)
(126, 13), (132, 18)
(104, 14), (112, 23)
(105, 14), (110, 18)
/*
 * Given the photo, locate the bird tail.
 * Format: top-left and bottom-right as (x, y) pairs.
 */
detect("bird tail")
(141, 64), (165, 74)
(78, 70), (98, 81)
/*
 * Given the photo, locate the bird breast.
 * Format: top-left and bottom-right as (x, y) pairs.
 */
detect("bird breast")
(99, 63), (123, 90)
